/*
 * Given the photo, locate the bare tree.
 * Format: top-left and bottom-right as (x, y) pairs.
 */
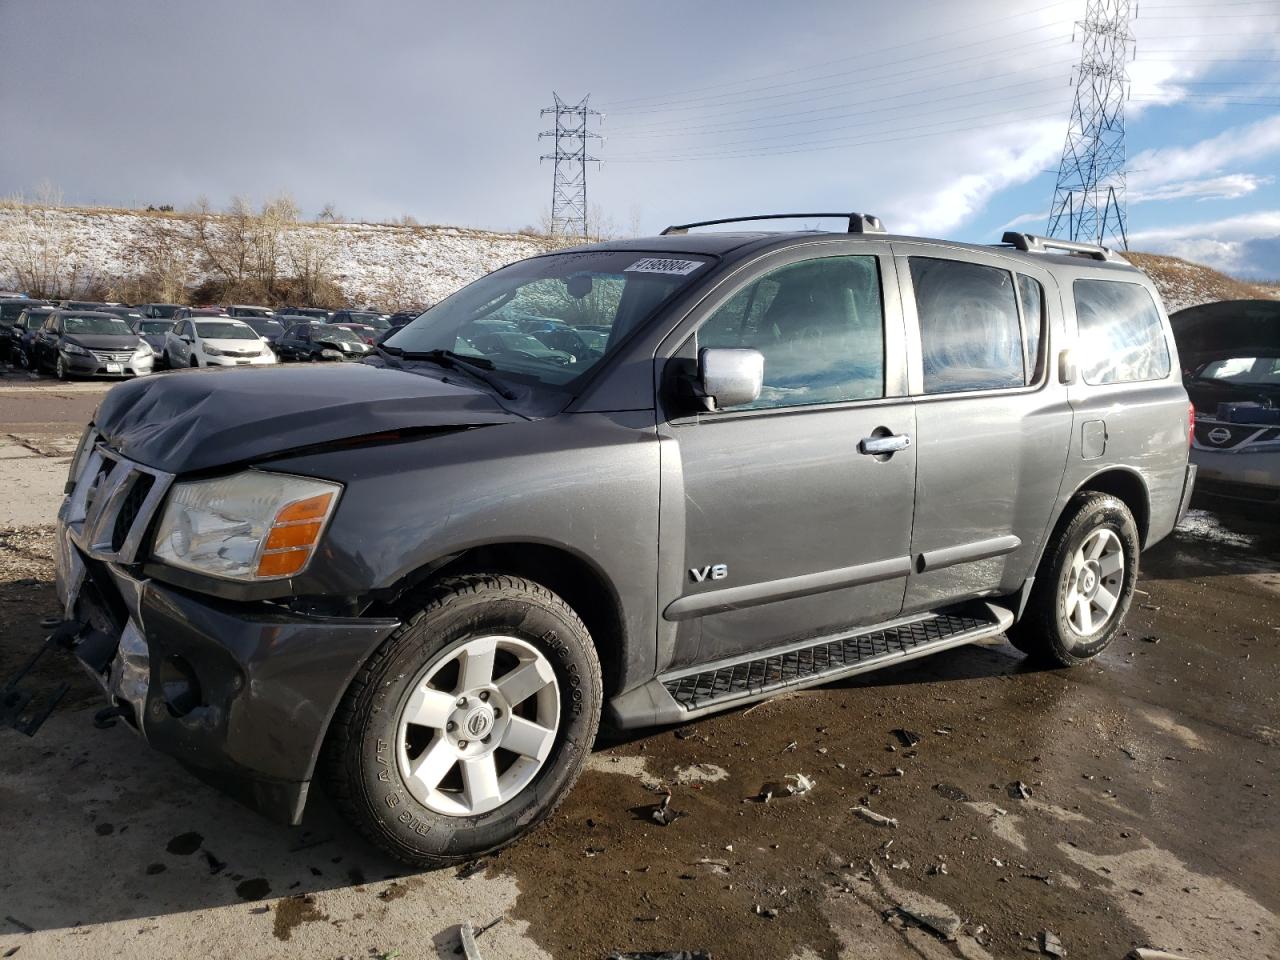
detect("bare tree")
(0, 186), (101, 299)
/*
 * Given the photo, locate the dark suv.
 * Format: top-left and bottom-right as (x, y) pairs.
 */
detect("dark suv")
(28, 214), (1194, 866)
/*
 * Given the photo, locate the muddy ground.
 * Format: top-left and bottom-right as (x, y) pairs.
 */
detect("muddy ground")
(0, 378), (1276, 959)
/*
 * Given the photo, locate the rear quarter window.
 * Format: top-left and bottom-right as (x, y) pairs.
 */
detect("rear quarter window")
(1074, 279), (1170, 384)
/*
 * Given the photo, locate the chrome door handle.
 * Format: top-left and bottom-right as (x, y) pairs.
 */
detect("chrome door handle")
(859, 433), (912, 455)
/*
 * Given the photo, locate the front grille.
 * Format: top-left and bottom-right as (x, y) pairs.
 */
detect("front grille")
(111, 473), (156, 551)
(663, 611), (992, 710)
(91, 350), (134, 363)
(64, 441), (172, 564)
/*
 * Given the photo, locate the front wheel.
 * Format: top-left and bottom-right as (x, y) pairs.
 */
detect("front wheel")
(1007, 492), (1140, 666)
(55, 355), (69, 380)
(322, 574), (602, 866)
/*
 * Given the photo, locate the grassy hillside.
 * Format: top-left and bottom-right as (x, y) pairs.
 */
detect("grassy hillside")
(1127, 251), (1280, 313)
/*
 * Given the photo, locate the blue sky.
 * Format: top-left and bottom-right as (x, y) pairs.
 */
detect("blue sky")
(1, 0), (1277, 276)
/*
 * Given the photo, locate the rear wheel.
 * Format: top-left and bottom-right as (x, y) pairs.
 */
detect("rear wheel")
(322, 574), (602, 866)
(1007, 493), (1139, 666)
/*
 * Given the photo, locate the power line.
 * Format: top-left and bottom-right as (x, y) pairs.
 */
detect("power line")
(606, 74), (1069, 141)
(596, 0), (1080, 110)
(605, 57), (1076, 138)
(608, 88), (1069, 153)
(1047, 0), (1133, 249)
(604, 28), (1074, 118)
(605, 51), (1076, 136)
(608, 105), (1067, 162)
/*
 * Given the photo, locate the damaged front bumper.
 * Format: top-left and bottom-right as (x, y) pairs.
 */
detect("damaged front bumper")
(37, 435), (400, 824)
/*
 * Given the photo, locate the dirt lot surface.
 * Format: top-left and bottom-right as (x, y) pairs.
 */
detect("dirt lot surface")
(0, 377), (1277, 960)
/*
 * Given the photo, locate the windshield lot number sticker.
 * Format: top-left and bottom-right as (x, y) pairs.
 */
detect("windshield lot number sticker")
(625, 258), (703, 275)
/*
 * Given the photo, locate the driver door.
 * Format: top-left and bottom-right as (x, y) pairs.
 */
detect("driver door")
(658, 245), (917, 667)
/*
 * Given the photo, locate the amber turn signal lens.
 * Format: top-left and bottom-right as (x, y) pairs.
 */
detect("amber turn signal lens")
(265, 521), (323, 550)
(275, 493), (334, 524)
(256, 548), (310, 578)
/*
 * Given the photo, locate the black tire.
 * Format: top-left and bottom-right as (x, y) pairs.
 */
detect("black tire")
(55, 355), (68, 381)
(322, 574), (602, 866)
(1007, 492), (1140, 666)
(189, 357), (198, 368)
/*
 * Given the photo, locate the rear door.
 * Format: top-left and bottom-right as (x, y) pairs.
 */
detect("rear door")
(894, 243), (1072, 613)
(657, 242), (918, 668)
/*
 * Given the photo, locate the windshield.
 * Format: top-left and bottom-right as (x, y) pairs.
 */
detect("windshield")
(1197, 356), (1280, 386)
(234, 307), (273, 317)
(245, 319), (284, 336)
(138, 320), (174, 333)
(349, 312), (389, 329)
(385, 251), (711, 386)
(196, 321), (258, 340)
(148, 304), (179, 318)
(316, 325), (362, 343)
(64, 315), (132, 336)
(1, 302), (36, 321)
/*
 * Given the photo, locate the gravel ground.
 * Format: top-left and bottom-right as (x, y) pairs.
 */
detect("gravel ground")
(0, 377), (1277, 960)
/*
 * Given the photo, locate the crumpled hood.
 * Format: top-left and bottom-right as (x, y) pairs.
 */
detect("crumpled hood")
(94, 362), (523, 474)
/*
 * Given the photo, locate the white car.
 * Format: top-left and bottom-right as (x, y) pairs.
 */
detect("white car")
(163, 317), (278, 369)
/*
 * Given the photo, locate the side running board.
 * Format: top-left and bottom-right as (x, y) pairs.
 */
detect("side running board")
(607, 604), (1013, 728)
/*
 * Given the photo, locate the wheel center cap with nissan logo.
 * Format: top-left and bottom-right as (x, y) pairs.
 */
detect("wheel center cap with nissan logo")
(1207, 426), (1232, 446)
(464, 706), (494, 739)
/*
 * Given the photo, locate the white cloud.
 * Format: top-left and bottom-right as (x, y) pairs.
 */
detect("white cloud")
(1129, 115), (1280, 191)
(890, 119), (1065, 236)
(1129, 211), (1280, 278)
(1130, 173), (1272, 204)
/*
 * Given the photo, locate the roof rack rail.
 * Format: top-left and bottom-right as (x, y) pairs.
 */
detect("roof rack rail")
(1000, 231), (1127, 263)
(661, 213), (886, 236)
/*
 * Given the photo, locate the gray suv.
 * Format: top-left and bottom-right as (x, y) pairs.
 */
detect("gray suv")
(27, 213), (1195, 865)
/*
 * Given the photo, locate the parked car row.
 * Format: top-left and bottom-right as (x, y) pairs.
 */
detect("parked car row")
(0, 296), (420, 378)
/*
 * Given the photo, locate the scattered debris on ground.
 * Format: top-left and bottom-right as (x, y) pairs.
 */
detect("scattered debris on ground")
(649, 791), (684, 826)
(1007, 780), (1033, 800)
(853, 806), (899, 828)
(892, 729), (922, 748)
(1039, 929), (1066, 956)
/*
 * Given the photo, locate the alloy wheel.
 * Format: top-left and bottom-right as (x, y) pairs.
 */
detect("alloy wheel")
(1063, 527), (1124, 636)
(395, 634), (560, 817)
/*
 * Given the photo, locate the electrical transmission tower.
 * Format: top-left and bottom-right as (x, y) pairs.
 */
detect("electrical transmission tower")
(539, 93), (601, 239)
(1046, 0), (1135, 249)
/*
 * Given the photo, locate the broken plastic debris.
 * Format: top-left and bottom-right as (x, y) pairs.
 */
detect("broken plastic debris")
(892, 899), (961, 941)
(1125, 950), (1189, 960)
(933, 783), (970, 802)
(650, 792), (684, 826)
(853, 806), (899, 828)
(753, 904), (779, 919)
(751, 773), (815, 802)
(456, 859), (488, 880)
(1039, 930), (1065, 957)
(1007, 780), (1033, 800)
(607, 953), (712, 960)
(892, 729), (922, 747)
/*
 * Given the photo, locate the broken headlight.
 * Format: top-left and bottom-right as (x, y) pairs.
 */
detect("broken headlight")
(152, 471), (341, 581)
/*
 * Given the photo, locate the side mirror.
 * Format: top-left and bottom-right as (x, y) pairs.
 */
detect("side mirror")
(697, 347), (764, 411)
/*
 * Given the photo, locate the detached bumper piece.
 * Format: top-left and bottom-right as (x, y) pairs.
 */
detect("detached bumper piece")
(0, 620), (83, 736)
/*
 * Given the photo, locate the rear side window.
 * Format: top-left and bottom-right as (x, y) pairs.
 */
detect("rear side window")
(1073, 279), (1170, 384)
(911, 257), (1023, 394)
